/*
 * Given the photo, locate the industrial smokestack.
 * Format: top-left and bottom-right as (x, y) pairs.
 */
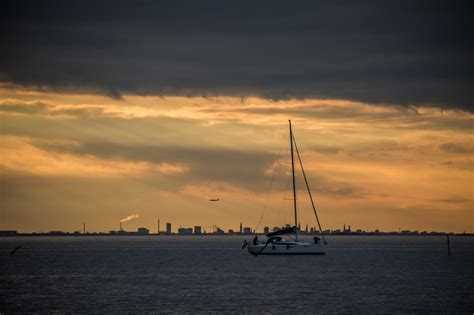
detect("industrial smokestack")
(119, 213), (139, 232)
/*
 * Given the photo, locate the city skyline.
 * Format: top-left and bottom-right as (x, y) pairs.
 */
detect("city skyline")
(3, 219), (470, 236)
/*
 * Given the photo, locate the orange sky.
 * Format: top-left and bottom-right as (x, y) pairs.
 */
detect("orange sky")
(0, 86), (473, 233)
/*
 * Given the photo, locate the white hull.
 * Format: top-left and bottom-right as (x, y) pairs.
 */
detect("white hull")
(247, 242), (326, 255)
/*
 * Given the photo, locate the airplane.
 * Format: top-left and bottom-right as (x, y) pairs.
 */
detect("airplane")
(209, 198), (220, 202)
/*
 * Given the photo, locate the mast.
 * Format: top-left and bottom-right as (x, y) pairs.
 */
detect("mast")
(289, 120), (298, 241)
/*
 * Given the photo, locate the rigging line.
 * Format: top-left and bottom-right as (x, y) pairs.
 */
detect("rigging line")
(278, 167), (291, 229)
(277, 135), (291, 228)
(255, 128), (288, 230)
(292, 134), (327, 244)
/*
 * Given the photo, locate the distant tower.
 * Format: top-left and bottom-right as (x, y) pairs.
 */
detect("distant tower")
(157, 219), (160, 235)
(194, 226), (202, 235)
(83, 223), (86, 234)
(343, 224), (346, 231)
(166, 223), (172, 235)
(240, 222), (242, 234)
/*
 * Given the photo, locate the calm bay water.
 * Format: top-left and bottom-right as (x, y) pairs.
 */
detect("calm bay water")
(1, 235), (473, 313)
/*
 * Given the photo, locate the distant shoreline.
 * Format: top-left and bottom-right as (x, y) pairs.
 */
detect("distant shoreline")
(1, 232), (472, 237)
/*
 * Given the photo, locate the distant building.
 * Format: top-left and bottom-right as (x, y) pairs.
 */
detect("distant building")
(342, 224), (352, 234)
(166, 223), (172, 235)
(178, 227), (193, 235)
(194, 226), (202, 235)
(214, 227), (225, 235)
(48, 231), (65, 236)
(228, 229), (235, 235)
(239, 222), (242, 234)
(0, 230), (17, 236)
(243, 227), (252, 235)
(345, 227), (352, 234)
(137, 227), (149, 235)
(263, 226), (269, 234)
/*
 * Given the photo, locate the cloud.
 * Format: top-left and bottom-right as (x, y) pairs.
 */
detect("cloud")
(433, 198), (473, 204)
(309, 144), (340, 154)
(1, 1), (473, 110)
(0, 98), (113, 118)
(1, 90), (473, 232)
(0, 136), (189, 177)
(0, 99), (52, 114)
(439, 142), (474, 154)
(35, 140), (277, 189)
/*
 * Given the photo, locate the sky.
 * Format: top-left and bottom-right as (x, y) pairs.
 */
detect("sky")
(0, 1), (473, 233)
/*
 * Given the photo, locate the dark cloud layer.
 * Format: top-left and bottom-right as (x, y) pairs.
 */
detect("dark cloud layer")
(1, 0), (473, 109)
(36, 141), (277, 189)
(30, 140), (366, 197)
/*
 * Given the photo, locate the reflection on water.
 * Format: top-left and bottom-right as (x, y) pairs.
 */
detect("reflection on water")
(1, 235), (473, 312)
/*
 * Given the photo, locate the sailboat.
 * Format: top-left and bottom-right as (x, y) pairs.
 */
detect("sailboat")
(246, 120), (327, 255)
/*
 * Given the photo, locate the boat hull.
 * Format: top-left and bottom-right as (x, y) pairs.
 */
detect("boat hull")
(247, 242), (326, 255)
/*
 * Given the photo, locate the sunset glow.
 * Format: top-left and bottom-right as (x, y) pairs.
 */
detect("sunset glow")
(1, 87), (472, 233)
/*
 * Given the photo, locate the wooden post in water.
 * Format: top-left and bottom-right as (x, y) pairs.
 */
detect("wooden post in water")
(9, 245), (21, 256)
(447, 234), (451, 256)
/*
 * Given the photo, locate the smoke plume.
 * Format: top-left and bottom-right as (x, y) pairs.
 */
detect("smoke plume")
(120, 214), (139, 223)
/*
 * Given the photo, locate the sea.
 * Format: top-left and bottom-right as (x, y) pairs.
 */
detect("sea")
(1, 235), (473, 313)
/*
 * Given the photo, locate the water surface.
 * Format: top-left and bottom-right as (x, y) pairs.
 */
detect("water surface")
(1, 235), (473, 313)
